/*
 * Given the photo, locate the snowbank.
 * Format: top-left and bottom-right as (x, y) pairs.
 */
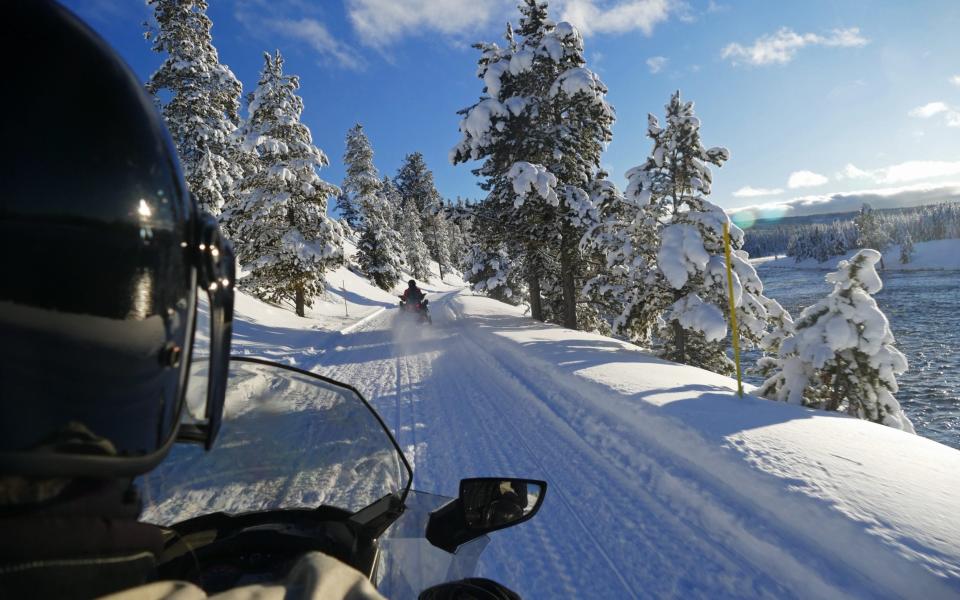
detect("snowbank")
(448, 295), (960, 597)
(759, 238), (960, 270)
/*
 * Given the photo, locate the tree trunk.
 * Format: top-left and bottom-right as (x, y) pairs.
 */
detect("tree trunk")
(672, 319), (685, 364)
(433, 227), (445, 281)
(528, 273), (543, 322)
(826, 365), (843, 412)
(295, 285), (305, 317)
(560, 233), (577, 330)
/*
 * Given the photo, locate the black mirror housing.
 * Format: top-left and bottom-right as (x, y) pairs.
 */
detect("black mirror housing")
(425, 478), (547, 553)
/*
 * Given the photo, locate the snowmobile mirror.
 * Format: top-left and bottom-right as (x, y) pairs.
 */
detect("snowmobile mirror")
(460, 478), (545, 530)
(177, 210), (235, 450)
(425, 478), (547, 553)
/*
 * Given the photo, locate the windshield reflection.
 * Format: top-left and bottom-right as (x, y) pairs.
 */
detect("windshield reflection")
(139, 358), (409, 526)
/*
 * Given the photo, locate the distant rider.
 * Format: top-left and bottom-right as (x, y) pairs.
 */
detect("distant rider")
(401, 280), (426, 305)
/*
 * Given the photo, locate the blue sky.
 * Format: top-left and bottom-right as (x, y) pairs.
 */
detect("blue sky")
(67, 0), (960, 220)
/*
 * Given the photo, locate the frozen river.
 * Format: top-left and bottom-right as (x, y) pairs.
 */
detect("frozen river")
(754, 265), (960, 449)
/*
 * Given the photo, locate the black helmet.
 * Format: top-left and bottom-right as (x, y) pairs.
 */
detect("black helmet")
(0, 1), (234, 478)
(409, 279), (417, 287)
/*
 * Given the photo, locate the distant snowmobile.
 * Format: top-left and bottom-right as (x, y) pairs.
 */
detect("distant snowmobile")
(399, 280), (432, 324)
(399, 295), (432, 324)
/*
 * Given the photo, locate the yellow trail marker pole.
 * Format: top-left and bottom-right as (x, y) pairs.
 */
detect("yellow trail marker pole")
(723, 222), (744, 398)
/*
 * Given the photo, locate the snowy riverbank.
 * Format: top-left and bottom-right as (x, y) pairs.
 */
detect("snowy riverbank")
(756, 238), (960, 270)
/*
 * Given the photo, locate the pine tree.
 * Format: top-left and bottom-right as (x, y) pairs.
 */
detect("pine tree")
(451, 1), (613, 329)
(427, 212), (454, 281)
(584, 92), (756, 373)
(232, 51), (343, 317)
(357, 204), (404, 291)
(444, 205), (469, 270)
(380, 176), (403, 231)
(395, 152), (441, 215)
(340, 123), (381, 231)
(395, 152), (447, 275)
(899, 231), (914, 264)
(146, 0), (242, 217)
(465, 242), (524, 303)
(854, 203), (890, 269)
(335, 192), (363, 233)
(340, 124), (404, 290)
(758, 250), (913, 432)
(336, 123), (376, 231)
(400, 202), (432, 281)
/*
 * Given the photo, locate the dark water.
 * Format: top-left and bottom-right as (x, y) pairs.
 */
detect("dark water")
(750, 265), (960, 449)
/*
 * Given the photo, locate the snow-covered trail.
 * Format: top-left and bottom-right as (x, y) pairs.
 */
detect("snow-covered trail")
(314, 292), (798, 599)
(158, 285), (960, 598)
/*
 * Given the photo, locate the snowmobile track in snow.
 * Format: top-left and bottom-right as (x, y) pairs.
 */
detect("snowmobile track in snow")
(307, 290), (909, 599)
(444, 299), (798, 599)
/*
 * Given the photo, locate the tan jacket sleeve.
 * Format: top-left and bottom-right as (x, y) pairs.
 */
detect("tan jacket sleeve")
(100, 552), (388, 600)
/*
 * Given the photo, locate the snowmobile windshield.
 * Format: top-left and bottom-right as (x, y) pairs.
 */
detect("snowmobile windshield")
(137, 357), (412, 526)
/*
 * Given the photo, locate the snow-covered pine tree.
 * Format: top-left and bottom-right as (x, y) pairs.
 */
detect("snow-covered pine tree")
(854, 203), (890, 269)
(758, 250), (913, 431)
(379, 176), (403, 231)
(395, 152), (448, 276)
(335, 192), (363, 233)
(465, 241), (524, 304)
(584, 92), (752, 373)
(582, 173), (663, 343)
(399, 201), (432, 281)
(427, 212), (454, 281)
(899, 231), (914, 264)
(339, 124), (404, 290)
(451, 1), (613, 329)
(357, 203), (404, 291)
(395, 152), (441, 215)
(146, 0), (243, 217)
(440, 201), (468, 272)
(232, 51), (343, 317)
(336, 123), (378, 231)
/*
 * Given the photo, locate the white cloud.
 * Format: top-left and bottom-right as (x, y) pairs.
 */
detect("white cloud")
(950, 75), (960, 87)
(836, 163), (871, 180)
(347, 0), (510, 48)
(836, 160), (960, 185)
(907, 101), (960, 128)
(880, 161), (960, 183)
(234, 2), (365, 70)
(707, 0), (728, 13)
(908, 101), (949, 119)
(733, 186), (784, 198)
(338, 0), (678, 49)
(264, 18), (366, 70)
(646, 56), (668, 74)
(728, 182), (960, 219)
(721, 27), (868, 66)
(558, 0), (674, 36)
(787, 170), (828, 189)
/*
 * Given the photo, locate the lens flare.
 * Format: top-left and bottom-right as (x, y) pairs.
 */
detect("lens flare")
(731, 209), (756, 230)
